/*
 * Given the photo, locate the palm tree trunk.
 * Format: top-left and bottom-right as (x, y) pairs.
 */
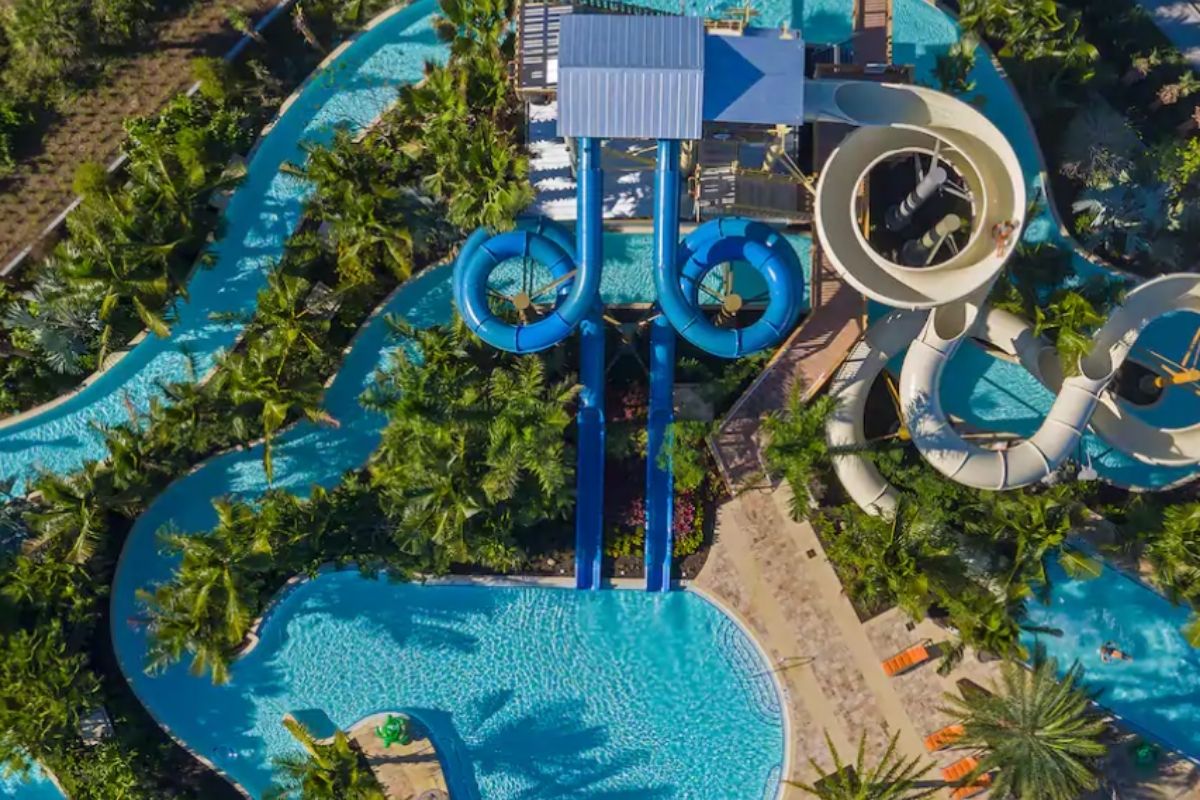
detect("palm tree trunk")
(292, 6), (326, 53)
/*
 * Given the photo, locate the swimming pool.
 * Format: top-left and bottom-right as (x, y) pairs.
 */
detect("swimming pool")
(1023, 559), (1200, 761)
(130, 573), (785, 799)
(112, 255), (788, 798)
(0, 763), (61, 799)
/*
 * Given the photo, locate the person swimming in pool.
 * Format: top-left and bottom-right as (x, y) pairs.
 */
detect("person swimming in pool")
(1100, 641), (1132, 663)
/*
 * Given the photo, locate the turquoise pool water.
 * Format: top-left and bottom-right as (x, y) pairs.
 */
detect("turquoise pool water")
(1024, 560), (1200, 761)
(112, 260), (785, 799)
(0, 763), (61, 799)
(134, 573), (784, 799)
(0, 1), (447, 494)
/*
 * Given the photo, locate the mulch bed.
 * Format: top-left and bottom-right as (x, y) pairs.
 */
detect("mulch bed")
(0, 0), (274, 268)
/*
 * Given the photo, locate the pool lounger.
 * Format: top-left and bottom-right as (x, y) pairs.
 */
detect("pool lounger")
(881, 640), (934, 676)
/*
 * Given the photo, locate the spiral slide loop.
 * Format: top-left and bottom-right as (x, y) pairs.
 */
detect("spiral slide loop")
(656, 217), (805, 359)
(453, 217), (595, 353)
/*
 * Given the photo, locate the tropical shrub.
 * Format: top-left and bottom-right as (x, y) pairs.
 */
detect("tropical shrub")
(762, 389), (836, 517)
(366, 320), (579, 571)
(943, 656), (1107, 800)
(267, 717), (385, 800)
(787, 730), (933, 799)
(935, 34), (978, 95)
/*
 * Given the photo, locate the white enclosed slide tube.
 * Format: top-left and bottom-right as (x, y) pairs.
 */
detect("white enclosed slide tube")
(900, 275), (1200, 491)
(808, 80), (1025, 308)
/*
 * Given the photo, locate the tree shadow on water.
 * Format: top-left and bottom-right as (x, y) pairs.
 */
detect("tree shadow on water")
(468, 697), (675, 800)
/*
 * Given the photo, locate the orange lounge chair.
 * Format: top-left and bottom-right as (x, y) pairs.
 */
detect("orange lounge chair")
(942, 756), (991, 799)
(953, 773), (992, 800)
(882, 641), (932, 676)
(924, 723), (965, 752)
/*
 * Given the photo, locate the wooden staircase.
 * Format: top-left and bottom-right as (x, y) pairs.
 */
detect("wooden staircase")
(710, 244), (866, 493)
(853, 0), (893, 64)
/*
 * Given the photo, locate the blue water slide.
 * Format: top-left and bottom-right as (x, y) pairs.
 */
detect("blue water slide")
(453, 139), (606, 589)
(657, 218), (805, 359)
(645, 314), (676, 593)
(575, 308), (605, 589)
(574, 139), (605, 590)
(645, 140), (682, 593)
(453, 140), (602, 355)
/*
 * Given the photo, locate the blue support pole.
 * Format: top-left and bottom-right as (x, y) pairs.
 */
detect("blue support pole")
(574, 137), (605, 590)
(646, 139), (681, 593)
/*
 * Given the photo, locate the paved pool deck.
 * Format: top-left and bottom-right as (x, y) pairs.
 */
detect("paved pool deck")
(697, 483), (1200, 797)
(1137, 0), (1200, 69)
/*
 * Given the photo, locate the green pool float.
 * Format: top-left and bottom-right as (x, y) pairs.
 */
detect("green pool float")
(376, 715), (411, 748)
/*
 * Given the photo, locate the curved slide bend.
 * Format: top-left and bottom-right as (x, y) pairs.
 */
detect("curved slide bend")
(902, 275), (1200, 490)
(809, 80), (1026, 309)
(0, 2), (446, 493)
(657, 217), (805, 359)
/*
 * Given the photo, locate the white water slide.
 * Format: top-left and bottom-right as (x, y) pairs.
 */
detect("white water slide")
(807, 80), (1200, 511)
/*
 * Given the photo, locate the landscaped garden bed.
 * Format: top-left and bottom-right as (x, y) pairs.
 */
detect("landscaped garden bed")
(944, 0), (1200, 277)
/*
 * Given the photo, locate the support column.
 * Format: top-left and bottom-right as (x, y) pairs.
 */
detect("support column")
(886, 165), (947, 232)
(901, 213), (962, 266)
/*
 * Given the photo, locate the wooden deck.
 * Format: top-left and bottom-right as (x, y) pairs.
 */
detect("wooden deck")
(853, 0), (892, 64)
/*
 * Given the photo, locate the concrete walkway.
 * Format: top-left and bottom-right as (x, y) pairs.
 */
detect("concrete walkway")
(1137, 0), (1200, 69)
(694, 484), (934, 792)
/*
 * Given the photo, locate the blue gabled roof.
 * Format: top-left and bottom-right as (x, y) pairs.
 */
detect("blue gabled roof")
(557, 15), (706, 140)
(702, 33), (806, 127)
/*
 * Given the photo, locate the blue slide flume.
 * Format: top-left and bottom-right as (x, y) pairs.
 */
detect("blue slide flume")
(645, 314), (676, 593)
(573, 138), (605, 590)
(645, 140), (683, 593)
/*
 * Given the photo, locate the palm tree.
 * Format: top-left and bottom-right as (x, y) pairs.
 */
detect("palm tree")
(266, 717), (384, 800)
(942, 657), (1107, 800)
(762, 388), (836, 517)
(1032, 289), (1107, 376)
(786, 731), (934, 799)
(366, 321), (577, 571)
(208, 345), (331, 482)
(433, 0), (513, 59)
(291, 2), (325, 53)
(25, 463), (131, 565)
(226, 5), (266, 46)
(1140, 502), (1200, 604)
(818, 500), (956, 619)
(935, 34), (977, 95)
(138, 499), (273, 683)
(963, 485), (1095, 589)
(2, 275), (102, 375)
